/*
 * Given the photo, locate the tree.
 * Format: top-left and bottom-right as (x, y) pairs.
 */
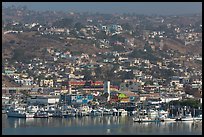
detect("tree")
(169, 99), (201, 108)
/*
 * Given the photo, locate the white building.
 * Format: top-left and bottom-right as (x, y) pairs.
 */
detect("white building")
(161, 97), (181, 103)
(27, 95), (59, 105)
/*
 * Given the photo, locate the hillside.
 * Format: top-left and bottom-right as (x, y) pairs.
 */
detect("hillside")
(2, 31), (111, 61)
(2, 75), (21, 87)
(163, 38), (202, 55)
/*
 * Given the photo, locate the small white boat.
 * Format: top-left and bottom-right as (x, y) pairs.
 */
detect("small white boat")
(159, 114), (176, 122)
(181, 113), (194, 121)
(133, 115), (160, 122)
(141, 116), (160, 122)
(133, 117), (141, 122)
(161, 117), (176, 122)
(103, 108), (112, 115)
(34, 110), (48, 118)
(90, 109), (103, 116)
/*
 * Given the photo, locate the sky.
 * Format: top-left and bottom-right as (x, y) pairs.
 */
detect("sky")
(2, 2), (202, 15)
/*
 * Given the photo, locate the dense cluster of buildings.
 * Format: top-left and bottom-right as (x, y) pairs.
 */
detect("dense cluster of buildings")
(2, 6), (202, 109)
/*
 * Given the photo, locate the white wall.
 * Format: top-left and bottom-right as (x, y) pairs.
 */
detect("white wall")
(161, 97), (180, 103)
(48, 98), (59, 104)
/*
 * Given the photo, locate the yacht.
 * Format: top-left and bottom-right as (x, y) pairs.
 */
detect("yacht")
(7, 109), (26, 118)
(7, 108), (34, 118)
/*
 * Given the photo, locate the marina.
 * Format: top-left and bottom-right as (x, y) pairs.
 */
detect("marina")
(4, 103), (202, 123)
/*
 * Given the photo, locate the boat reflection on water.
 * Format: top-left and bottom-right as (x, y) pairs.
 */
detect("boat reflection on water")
(3, 114), (202, 135)
(7, 118), (26, 128)
(25, 118), (35, 122)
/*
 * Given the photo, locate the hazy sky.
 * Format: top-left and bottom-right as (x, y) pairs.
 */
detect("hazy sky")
(2, 2), (202, 15)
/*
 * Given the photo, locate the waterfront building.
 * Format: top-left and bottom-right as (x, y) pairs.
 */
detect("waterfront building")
(59, 94), (93, 105)
(27, 95), (60, 105)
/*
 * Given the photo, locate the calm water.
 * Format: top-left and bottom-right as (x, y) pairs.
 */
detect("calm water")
(2, 114), (202, 135)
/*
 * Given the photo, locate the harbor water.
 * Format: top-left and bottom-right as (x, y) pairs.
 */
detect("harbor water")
(2, 114), (202, 135)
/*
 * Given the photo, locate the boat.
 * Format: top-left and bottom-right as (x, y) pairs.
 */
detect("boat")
(118, 109), (128, 116)
(147, 109), (159, 119)
(7, 108), (34, 118)
(159, 113), (176, 122)
(7, 109), (27, 118)
(181, 113), (194, 121)
(76, 106), (90, 117)
(175, 115), (182, 121)
(6, 105), (35, 118)
(133, 115), (160, 122)
(52, 110), (63, 118)
(133, 117), (142, 122)
(2, 108), (7, 114)
(141, 115), (160, 122)
(103, 108), (112, 115)
(34, 110), (48, 118)
(25, 112), (35, 118)
(62, 108), (77, 118)
(158, 110), (168, 118)
(90, 109), (103, 116)
(160, 116), (176, 122)
(111, 108), (119, 116)
(194, 114), (202, 121)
